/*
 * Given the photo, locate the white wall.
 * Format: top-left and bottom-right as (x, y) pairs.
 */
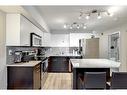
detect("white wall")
(0, 11), (6, 89)
(99, 24), (127, 71)
(51, 33), (69, 47)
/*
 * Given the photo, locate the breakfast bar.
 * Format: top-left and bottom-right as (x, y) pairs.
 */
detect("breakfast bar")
(70, 59), (121, 89)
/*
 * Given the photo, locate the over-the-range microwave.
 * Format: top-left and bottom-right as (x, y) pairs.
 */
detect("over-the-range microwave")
(30, 33), (42, 46)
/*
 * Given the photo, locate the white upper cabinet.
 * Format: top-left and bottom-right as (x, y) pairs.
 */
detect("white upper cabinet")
(6, 14), (44, 46)
(20, 15), (43, 46)
(43, 32), (51, 47)
(69, 33), (92, 47)
(6, 14), (21, 46)
(50, 33), (69, 47)
(49, 33), (92, 47)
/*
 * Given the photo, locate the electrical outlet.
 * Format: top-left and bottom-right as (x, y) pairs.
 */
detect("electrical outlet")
(8, 50), (12, 55)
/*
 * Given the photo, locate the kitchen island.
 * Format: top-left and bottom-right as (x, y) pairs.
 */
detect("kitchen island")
(70, 59), (121, 89)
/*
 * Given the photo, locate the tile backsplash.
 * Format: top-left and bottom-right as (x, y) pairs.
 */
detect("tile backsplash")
(6, 46), (78, 64)
(48, 47), (78, 54)
(6, 46), (42, 64)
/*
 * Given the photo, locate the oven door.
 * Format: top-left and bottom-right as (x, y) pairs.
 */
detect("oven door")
(41, 58), (48, 77)
(42, 59), (48, 73)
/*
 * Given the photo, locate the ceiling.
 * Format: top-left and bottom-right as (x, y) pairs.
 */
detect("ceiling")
(32, 6), (127, 33)
(0, 6), (46, 32)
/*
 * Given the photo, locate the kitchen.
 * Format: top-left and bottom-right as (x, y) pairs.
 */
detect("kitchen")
(0, 6), (127, 90)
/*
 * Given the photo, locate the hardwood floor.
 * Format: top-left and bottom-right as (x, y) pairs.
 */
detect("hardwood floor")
(42, 73), (72, 89)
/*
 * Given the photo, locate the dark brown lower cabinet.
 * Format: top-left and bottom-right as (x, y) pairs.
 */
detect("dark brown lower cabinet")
(7, 63), (41, 89)
(48, 56), (82, 73)
(48, 56), (69, 72)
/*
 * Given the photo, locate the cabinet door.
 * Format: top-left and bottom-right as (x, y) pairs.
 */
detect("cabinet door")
(43, 32), (51, 46)
(50, 58), (60, 72)
(48, 57), (69, 72)
(60, 57), (69, 72)
(7, 67), (33, 89)
(48, 57), (59, 72)
(33, 64), (41, 89)
(6, 14), (21, 46)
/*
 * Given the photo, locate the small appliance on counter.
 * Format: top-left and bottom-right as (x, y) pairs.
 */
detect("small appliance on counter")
(13, 49), (44, 63)
(14, 51), (32, 63)
(21, 51), (31, 62)
(14, 51), (22, 63)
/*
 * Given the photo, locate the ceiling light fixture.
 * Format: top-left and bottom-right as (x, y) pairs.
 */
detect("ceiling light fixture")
(108, 7), (119, 13)
(64, 22), (87, 29)
(78, 9), (116, 20)
(109, 13), (114, 17)
(85, 14), (90, 19)
(106, 12), (114, 17)
(97, 13), (102, 19)
(78, 11), (83, 19)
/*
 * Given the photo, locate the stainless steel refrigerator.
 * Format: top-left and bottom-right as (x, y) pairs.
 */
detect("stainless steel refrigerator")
(79, 38), (99, 58)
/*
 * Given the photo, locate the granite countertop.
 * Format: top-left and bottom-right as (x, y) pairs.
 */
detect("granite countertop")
(6, 53), (81, 67)
(6, 61), (41, 67)
(70, 59), (121, 68)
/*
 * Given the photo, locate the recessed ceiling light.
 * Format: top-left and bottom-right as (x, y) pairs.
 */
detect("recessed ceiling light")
(97, 13), (102, 19)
